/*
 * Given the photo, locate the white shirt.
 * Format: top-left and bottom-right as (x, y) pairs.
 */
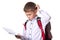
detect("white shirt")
(23, 10), (51, 40)
(25, 16), (42, 40)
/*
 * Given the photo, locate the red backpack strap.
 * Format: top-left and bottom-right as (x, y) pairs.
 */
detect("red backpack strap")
(24, 20), (28, 30)
(37, 17), (45, 40)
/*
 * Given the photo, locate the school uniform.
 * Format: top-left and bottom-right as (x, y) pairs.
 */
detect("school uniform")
(22, 10), (52, 40)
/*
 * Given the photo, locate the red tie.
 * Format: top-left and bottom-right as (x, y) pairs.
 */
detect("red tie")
(37, 19), (45, 40)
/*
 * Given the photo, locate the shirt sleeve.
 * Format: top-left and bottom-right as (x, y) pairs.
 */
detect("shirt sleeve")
(40, 10), (51, 27)
(23, 24), (26, 36)
(21, 24), (31, 40)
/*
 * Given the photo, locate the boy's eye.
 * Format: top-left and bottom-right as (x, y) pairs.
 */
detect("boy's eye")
(28, 14), (31, 15)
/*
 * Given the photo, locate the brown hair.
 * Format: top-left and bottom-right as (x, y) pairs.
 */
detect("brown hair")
(24, 2), (37, 12)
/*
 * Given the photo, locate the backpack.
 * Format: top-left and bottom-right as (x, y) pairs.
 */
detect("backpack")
(24, 17), (52, 40)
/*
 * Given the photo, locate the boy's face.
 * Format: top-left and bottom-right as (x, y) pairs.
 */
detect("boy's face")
(25, 10), (37, 20)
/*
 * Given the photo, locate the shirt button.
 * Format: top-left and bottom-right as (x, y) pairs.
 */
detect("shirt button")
(30, 28), (32, 30)
(29, 34), (31, 35)
(31, 23), (32, 24)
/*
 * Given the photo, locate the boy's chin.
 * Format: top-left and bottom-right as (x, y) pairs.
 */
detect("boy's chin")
(29, 19), (33, 21)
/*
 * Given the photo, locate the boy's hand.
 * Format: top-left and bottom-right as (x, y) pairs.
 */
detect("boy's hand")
(15, 35), (21, 39)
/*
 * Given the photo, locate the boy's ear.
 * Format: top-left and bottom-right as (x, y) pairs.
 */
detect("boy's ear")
(36, 4), (40, 10)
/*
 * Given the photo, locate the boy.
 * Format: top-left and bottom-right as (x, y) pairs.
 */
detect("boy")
(15, 2), (52, 40)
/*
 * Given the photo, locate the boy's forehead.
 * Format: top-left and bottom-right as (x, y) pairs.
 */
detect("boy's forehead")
(25, 11), (34, 14)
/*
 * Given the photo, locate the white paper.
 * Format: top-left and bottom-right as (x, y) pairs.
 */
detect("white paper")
(3, 27), (17, 35)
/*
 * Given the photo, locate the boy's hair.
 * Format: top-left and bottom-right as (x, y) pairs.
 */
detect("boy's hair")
(24, 2), (37, 12)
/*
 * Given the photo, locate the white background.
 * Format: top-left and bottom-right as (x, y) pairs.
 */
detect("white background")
(0, 0), (60, 40)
